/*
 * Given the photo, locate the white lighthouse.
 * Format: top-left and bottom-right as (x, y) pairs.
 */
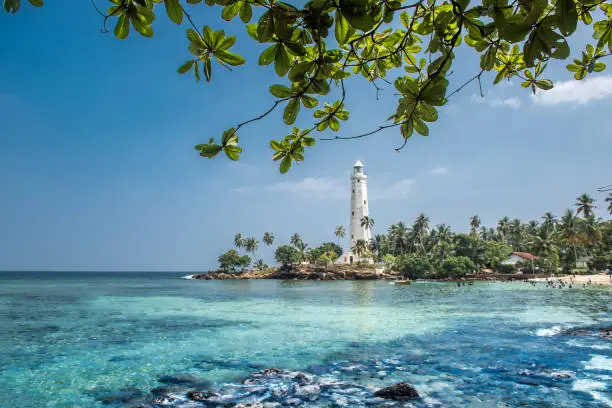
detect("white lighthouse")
(345, 160), (372, 264)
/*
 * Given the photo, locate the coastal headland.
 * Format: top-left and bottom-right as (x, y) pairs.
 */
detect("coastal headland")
(191, 264), (390, 281)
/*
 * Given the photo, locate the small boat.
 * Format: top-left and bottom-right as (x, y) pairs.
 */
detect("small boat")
(393, 279), (412, 285)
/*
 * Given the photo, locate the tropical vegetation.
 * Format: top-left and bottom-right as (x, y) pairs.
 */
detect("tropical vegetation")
(219, 193), (610, 276)
(8, 1), (612, 173)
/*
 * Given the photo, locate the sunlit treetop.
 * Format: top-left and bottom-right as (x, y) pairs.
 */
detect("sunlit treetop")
(4, 0), (612, 173)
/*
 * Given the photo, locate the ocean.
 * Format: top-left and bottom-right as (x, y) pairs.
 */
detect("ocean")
(0, 272), (610, 407)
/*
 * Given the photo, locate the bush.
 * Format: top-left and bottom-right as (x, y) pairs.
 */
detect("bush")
(310, 242), (343, 261)
(218, 250), (251, 273)
(275, 245), (301, 267)
(441, 256), (477, 278)
(394, 255), (433, 279)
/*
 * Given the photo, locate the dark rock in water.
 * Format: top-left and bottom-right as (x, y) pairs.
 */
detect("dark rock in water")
(561, 326), (612, 339)
(187, 390), (219, 401)
(96, 389), (145, 405)
(234, 402), (264, 408)
(158, 373), (211, 389)
(374, 382), (420, 400)
(150, 385), (191, 396)
(599, 327), (612, 339)
(158, 373), (202, 384)
(293, 372), (313, 385)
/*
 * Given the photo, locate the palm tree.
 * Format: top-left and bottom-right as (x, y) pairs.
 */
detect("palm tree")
(360, 216), (375, 230)
(290, 233), (303, 248)
(497, 217), (509, 243)
(575, 193), (597, 217)
(559, 209), (582, 265)
(469, 215), (481, 234)
(352, 239), (368, 259)
(606, 193), (612, 215)
(334, 226), (346, 245)
(263, 232), (275, 246)
(388, 222), (409, 255)
(234, 233), (244, 251)
(244, 237), (259, 260)
(541, 212), (557, 234)
(582, 215), (603, 247)
(411, 213), (430, 254)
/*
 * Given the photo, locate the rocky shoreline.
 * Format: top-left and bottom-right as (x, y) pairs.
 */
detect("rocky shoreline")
(192, 265), (395, 281)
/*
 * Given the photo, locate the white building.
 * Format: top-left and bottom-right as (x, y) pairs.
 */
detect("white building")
(342, 160), (373, 264)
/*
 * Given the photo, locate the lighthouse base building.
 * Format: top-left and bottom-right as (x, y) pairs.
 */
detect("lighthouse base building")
(341, 160), (374, 264)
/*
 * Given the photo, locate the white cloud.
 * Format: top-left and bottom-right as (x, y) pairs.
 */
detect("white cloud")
(372, 179), (415, 200)
(265, 177), (345, 199)
(430, 166), (447, 175)
(533, 75), (612, 105)
(471, 94), (521, 109)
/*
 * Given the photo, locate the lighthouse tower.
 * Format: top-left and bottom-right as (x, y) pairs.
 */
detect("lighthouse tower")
(346, 160), (372, 264)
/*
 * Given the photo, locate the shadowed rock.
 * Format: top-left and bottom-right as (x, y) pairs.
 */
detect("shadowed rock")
(186, 390), (219, 402)
(374, 382), (420, 400)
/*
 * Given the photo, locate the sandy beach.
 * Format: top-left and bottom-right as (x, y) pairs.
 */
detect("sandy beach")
(557, 274), (612, 286)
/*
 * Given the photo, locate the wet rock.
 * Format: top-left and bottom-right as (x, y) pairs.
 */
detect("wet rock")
(262, 403), (281, 408)
(599, 327), (612, 339)
(374, 382), (420, 400)
(293, 372), (313, 384)
(186, 390), (219, 401)
(284, 397), (303, 405)
(234, 402), (263, 408)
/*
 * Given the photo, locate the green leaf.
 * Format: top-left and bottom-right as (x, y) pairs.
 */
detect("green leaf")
(4, 0), (19, 12)
(419, 103), (438, 122)
(224, 145), (242, 161)
(413, 118), (429, 136)
(274, 45), (291, 77)
(535, 79), (553, 90)
(301, 95), (318, 108)
(302, 136), (316, 147)
(270, 84), (294, 98)
(401, 121), (413, 139)
(480, 46), (496, 71)
(29, 0), (43, 6)
(218, 35), (236, 51)
(221, 2), (241, 21)
(198, 144), (223, 158)
(164, 0), (183, 25)
(556, 0), (578, 36)
(280, 155), (292, 174)
(222, 128), (238, 146)
(215, 50), (245, 66)
(202, 25), (214, 46)
(334, 11), (352, 45)
(240, 3), (252, 23)
(270, 140), (283, 151)
(130, 15), (153, 37)
(177, 60), (194, 74)
(114, 13), (130, 39)
(203, 58), (212, 82)
(422, 85), (446, 106)
(283, 98), (300, 125)
(329, 117), (340, 131)
(259, 45), (277, 65)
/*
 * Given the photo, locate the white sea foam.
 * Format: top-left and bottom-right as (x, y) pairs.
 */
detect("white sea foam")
(181, 274), (195, 280)
(573, 379), (612, 406)
(566, 339), (612, 350)
(585, 355), (612, 371)
(535, 325), (563, 337)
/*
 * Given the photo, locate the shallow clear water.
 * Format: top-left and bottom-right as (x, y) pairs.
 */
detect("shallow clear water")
(0, 272), (610, 407)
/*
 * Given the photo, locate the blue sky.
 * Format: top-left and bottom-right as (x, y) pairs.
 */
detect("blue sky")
(1, 2), (611, 271)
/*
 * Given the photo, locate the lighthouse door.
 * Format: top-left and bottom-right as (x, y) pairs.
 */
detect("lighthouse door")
(349, 256), (353, 264)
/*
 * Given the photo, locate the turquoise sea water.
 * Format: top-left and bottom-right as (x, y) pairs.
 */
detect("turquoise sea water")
(0, 272), (610, 407)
